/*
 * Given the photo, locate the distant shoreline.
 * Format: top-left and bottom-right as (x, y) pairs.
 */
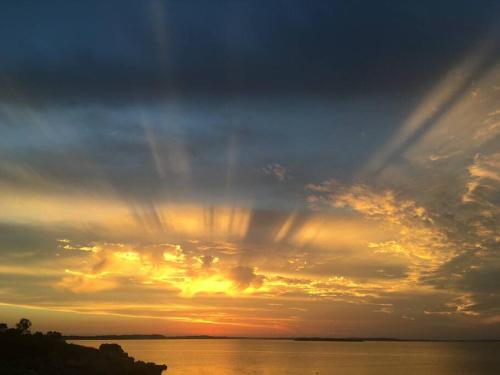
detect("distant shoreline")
(65, 335), (500, 342)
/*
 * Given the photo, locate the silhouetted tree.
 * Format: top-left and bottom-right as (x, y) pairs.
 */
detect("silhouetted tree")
(15, 318), (32, 334)
(46, 331), (62, 339)
(0, 323), (7, 333)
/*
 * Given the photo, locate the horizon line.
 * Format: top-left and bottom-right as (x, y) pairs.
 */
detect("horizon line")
(63, 334), (500, 342)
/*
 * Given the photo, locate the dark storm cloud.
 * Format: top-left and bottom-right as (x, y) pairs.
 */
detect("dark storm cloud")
(1, 0), (499, 103)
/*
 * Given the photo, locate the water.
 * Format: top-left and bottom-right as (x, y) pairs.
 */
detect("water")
(71, 339), (500, 374)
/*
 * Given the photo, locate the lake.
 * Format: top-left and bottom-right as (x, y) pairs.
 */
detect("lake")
(71, 339), (500, 374)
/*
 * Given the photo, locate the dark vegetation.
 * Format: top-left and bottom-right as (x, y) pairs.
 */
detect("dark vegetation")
(0, 319), (167, 375)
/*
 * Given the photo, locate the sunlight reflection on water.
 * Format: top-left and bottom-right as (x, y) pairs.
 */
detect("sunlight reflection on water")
(72, 339), (500, 375)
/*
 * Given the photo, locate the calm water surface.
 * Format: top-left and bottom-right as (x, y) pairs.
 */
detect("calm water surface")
(71, 339), (500, 375)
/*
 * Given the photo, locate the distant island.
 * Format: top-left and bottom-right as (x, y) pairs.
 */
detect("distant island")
(0, 319), (167, 375)
(64, 335), (372, 341)
(64, 334), (500, 342)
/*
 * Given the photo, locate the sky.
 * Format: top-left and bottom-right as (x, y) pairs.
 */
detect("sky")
(0, 0), (499, 339)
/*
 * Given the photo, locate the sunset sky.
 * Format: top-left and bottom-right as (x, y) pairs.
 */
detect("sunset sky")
(1, 0), (499, 339)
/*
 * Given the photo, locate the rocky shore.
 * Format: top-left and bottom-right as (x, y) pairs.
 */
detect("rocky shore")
(0, 319), (167, 375)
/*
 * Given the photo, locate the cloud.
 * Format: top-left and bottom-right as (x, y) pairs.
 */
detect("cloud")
(462, 153), (500, 203)
(57, 239), (98, 252)
(57, 270), (118, 293)
(196, 254), (218, 269)
(306, 163), (500, 324)
(53, 240), (269, 297)
(262, 163), (289, 182)
(227, 266), (265, 290)
(307, 180), (459, 289)
(307, 179), (429, 224)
